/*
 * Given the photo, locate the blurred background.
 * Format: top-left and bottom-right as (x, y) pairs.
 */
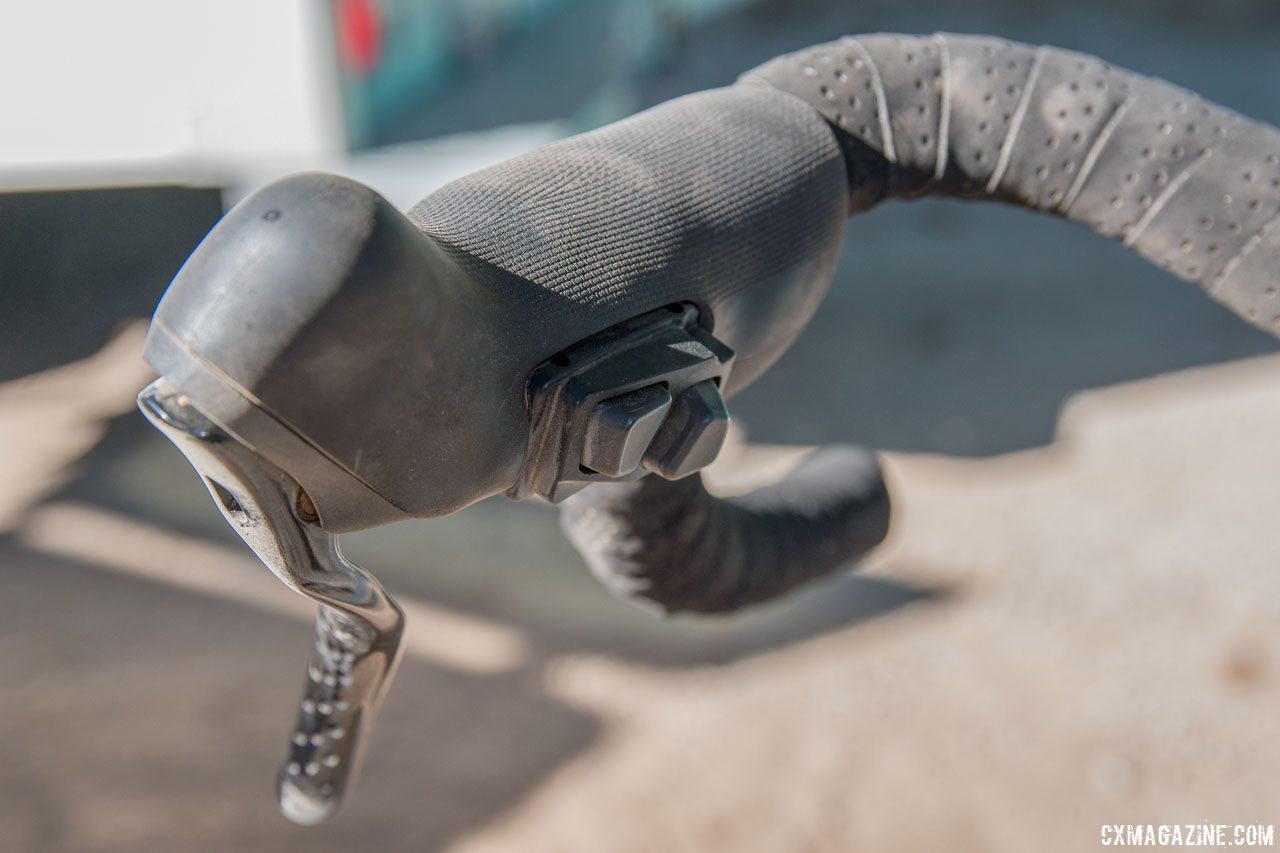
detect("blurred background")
(3, 1), (1280, 850)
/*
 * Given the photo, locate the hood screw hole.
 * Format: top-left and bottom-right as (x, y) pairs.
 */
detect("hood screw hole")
(296, 490), (320, 524)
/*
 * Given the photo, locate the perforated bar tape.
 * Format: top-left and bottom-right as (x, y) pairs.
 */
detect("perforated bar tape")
(744, 32), (1280, 334)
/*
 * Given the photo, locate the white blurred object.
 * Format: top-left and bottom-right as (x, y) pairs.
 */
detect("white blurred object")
(0, 0), (343, 190)
(268, 120), (566, 209)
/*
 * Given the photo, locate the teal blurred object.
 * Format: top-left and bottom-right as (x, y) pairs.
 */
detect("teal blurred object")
(333, 0), (577, 148)
(332, 0), (761, 149)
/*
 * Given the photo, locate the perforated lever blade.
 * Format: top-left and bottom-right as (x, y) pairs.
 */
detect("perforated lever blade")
(137, 379), (405, 825)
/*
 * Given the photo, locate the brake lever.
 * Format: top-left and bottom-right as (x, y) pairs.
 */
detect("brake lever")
(138, 379), (404, 824)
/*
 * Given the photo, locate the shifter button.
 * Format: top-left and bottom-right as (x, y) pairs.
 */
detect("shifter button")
(642, 380), (729, 480)
(582, 385), (673, 477)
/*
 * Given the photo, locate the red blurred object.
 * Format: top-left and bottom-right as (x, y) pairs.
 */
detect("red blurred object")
(336, 0), (382, 76)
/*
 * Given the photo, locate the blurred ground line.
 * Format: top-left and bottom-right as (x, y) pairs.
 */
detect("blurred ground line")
(17, 501), (529, 675)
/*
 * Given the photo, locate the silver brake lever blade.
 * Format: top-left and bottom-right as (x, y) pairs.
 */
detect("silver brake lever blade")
(138, 378), (405, 824)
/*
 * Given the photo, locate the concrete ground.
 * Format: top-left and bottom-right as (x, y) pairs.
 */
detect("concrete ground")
(2, 310), (1279, 852)
(5, 4), (1280, 851)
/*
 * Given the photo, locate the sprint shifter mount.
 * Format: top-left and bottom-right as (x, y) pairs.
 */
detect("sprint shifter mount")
(511, 302), (734, 503)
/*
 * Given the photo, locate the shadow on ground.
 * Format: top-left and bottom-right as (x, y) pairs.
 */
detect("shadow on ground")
(0, 548), (599, 853)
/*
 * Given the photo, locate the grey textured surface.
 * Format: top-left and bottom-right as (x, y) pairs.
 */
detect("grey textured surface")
(745, 32), (1280, 335)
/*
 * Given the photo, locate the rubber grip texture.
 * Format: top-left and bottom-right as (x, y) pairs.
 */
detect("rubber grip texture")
(564, 34), (1280, 615)
(409, 85), (848, 395)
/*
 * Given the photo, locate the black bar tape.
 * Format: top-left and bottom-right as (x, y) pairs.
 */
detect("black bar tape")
(560, 445), (889, 615)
